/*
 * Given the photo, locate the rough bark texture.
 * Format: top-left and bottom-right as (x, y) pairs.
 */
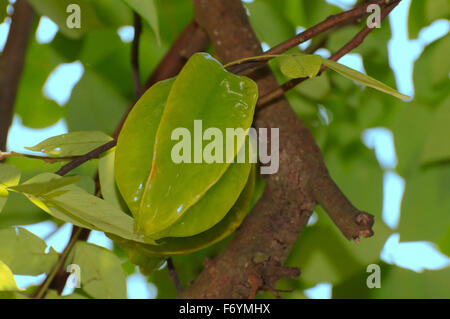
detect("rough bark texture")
(0, 0), (33, 152)
(181, 0), (373, 299)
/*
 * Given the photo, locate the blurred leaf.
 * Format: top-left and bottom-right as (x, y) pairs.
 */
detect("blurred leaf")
(0, 0), (7, 23)
(77, 29), (133, 100)
(9, 176), (80, 196)
(413, 34), (450, 105)
(25, 131), (112, 157)
(89, 0), (132, 27)
(408, 0), (450, 39)
(323, 59), (409, 100)
(70, 241), (126, 299)
(156, 0), (194, 45)
(0, 261), (20, 292)
(438, 227), (450, 256)
(280, 55), (323, 79)
(398, 164), (450, 244)
(296, 72), (331, 100)
(389, 101), (432, 178)
(0, 227), (58, 276)
(373, 266), (450, 298)
(421, 96), (450, 165)
(65, 68), (129, 135)
(246, 0), (295, 47)
(122, 0), (159, 43)
(0, 164), (21, 213)
(27, 0), (105, 39)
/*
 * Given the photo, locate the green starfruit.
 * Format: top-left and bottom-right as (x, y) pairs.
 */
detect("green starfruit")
(115, 52), (258, 240)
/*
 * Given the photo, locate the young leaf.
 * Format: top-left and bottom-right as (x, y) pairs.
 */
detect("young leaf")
(70, 242), (127, 299)
(20, 173), (156, 245)
(134, 53), (258, 237)
(0, 164), (21, 213)
(25, 131), (113, 156)
(0, 261), (20, 292)
(322, 59), (409, 100)
(9, 176), (81, 196)
(122, 0), (160, 44)
(0, 228), (58, 276)
(280, 54), (323, 79)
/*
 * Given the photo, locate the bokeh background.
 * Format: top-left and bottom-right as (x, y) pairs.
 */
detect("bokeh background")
(1, 0), (449, 298)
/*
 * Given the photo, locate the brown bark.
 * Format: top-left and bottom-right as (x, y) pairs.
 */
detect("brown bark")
(181, 0), (374, 298)
(0, 0), (34, 152)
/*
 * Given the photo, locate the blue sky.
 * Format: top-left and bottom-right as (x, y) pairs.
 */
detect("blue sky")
(1, 0), (449, 299)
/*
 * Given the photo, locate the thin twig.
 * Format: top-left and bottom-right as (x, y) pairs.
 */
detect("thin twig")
(55, 140), (117, 176)
(256, 1), (400, 109)
(131, 12), (142, 102)
(227, 0), (398, 75)
(167, 258), (183, 294)
(0, 151), (80, 162)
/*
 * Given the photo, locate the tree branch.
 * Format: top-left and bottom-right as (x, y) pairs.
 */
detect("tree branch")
(257, 1), (400, 109)
(167, 258), (183, 294)
(227, 0), (398, 75)
(0, 0), (33, 152)
(131, 12), (143, 101)
(179, 0), (398, 298)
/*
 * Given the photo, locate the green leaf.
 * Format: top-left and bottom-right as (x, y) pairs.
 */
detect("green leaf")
(70, 242), (126, 299)
(0, 228), (58, 276)
(373, 266), (450, 298)
(398, 165), (450, 244)
(111, 165), (256, 257)
(116, 53), (258, 238)
(322, 59), (409, 100)
(122, 0), (160, 44)
(280, 55), (323, 79)
(0, 164), (21, 213)
(25, 131), (112, 157)
(20, 173), (155, 245)
(413, 35), (450, 105)
(408, 0), (450, 39)
(0, 261), (20, 292)
(0, 0), (7, 23)
(65, 68), (129, 135)
(421, 96), (450, 165)
(245, 0), (296, 47)
(27, 0), (105, 39)
(9, 176), (81, 196)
